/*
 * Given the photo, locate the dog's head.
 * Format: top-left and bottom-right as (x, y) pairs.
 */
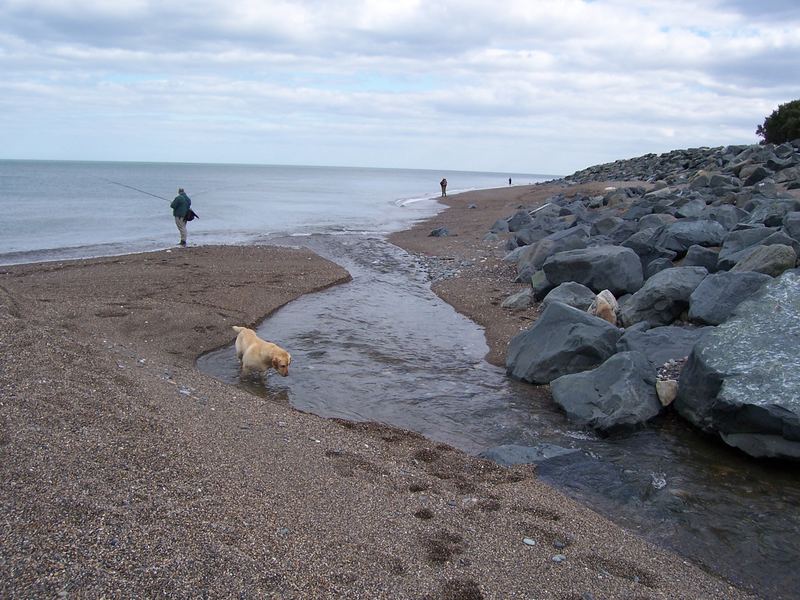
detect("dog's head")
(272, 351), (292, 377)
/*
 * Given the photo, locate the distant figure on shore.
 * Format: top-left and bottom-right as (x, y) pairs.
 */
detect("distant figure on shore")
(509, 177), (512, 185)
(440, 178), (447, 197)
(170, 187), (192, 246)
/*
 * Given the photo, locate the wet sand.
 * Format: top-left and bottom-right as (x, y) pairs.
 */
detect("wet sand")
(0, 224), (755, 597)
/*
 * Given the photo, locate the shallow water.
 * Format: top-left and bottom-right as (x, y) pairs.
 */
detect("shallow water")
(197, 233), (800, 599)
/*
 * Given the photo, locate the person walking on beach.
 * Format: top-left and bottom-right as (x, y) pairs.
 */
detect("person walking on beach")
(440, 178), (447, 197)
(509, 177), (512, 185)
(171, 187), (192, 246)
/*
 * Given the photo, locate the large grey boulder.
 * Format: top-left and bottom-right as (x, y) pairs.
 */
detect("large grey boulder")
(700, 205), (747, 231)
(757, 230), (799, 254)
(709, 173), (741, 191)
(621, 202), (654, 221)
(689, 171), (712, 189)
(507, 227), (535, 250)
(503, 244), (531, 264)
(716, 227), (798, 270)
(766, 154), (795, 171)
(638, 213), (676, 231)
(645, 257), (674, 279)
(776, 166), (800, 184)
(604, 220), (639, 245)
(675, 198), (707, 219)
(746, 199), (800, 227)
(590, 215), (624, 236)
(506, 301), (622, 384)
(622, 228), (679, 271)
(620, 266), (709, 327)
(551, 352), (662, 431)
(784, 211), (800, 242)
(541, 281), (596, 311)
(490, 218), (510, 233)
(516, 227), (589, 274)
(675, 271), (800, 459)
(742, 165), (772, 187)
(511, 227), (549, 248)
(719, 227), (777, 261)
(617, 325), (712, 370)
(542, 245), (644, 296)
(654, 220), (727, 255)
(501, 288), (533, 310)
(682, 245), (719, 273)
(530, 269), (555, 300)
(688, 271), (772, 325)
(730, 244), (797, 277)
(507, 210), (533, 232)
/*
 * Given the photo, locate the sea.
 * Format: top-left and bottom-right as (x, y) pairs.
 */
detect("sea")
(0, 160), (551, 265)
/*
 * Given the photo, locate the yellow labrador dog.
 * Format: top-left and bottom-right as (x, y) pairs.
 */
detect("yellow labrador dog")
(232, 326), (291, 379)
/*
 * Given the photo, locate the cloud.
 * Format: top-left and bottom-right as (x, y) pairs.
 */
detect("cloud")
(1, 0), (798, 173)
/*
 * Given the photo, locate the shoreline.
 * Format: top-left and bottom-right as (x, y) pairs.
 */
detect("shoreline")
(389, 180), (640, 366)
(0, 223), (755, 596)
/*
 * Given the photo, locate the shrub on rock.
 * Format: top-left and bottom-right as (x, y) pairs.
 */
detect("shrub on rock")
(756, 98), (800, 144)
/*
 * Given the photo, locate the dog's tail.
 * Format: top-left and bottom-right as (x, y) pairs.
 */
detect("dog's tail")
(232, 325), (245, 333)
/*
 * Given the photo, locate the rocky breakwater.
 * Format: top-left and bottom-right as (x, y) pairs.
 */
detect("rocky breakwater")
(494, 140), (800, 459)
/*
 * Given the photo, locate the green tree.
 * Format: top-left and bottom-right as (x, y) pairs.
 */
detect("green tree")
(756, 99), (800, 144)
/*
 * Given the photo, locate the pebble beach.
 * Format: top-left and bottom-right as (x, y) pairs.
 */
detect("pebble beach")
(0, 191), (756, 598)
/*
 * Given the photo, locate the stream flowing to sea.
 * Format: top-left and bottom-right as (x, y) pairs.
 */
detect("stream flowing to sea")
(197, 233), (800, 599)
(3, 160), (798, 598)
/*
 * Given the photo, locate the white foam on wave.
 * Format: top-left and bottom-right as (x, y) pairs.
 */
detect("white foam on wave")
(394, 185), (509, 207)
(286, 229), (389, 238)
(393, 194), (440, 207)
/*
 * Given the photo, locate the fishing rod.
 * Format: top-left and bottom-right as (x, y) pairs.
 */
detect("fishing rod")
(100, 177), (199, 220)
(100, 177), (171, 201)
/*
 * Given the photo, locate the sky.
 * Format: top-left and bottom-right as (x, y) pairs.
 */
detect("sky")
(1, 0), (799, 175)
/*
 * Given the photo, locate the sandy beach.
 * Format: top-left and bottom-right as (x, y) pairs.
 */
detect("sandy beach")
(0, 197), (755, 598)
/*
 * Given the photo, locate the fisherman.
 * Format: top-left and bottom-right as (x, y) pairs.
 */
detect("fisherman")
(170, 188), (192, 246)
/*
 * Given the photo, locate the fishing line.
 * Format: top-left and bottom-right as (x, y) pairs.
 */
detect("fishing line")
(99, 177), (170, 201)
(99, 177), (199, 220)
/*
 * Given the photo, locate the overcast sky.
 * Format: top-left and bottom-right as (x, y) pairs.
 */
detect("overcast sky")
(1, 0), (798, 174)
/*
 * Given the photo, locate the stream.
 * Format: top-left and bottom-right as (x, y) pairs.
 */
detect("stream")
(197, 233), (800, 599)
